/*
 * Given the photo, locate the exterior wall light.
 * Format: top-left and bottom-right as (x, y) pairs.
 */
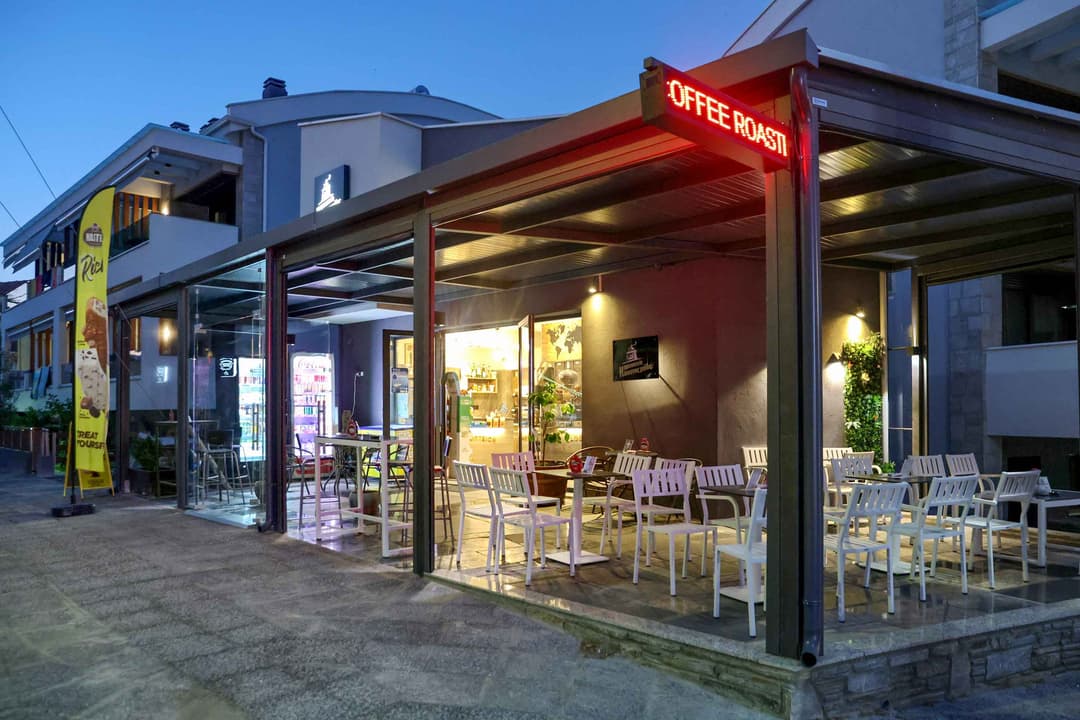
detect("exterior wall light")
(588, 275), (603, 294)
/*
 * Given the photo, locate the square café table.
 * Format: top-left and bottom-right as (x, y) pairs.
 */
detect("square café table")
(533, 468), (627, 567)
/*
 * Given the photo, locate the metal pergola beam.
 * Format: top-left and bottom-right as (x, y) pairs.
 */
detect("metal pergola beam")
(822, 212), (1074, 261)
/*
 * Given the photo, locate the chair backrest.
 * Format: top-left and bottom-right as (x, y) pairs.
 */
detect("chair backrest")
(992, 470), (1040, 510)
(632, 467), (691, 518)
(656, 457), (696, 486)
(898, 455), (914, 477)
(919, 474), (979, 524)
(842, 482), (907, 526)
(946, 453), (979, 476)
(489, 466), (534, 514)
(452, 461), (495, 510)
(743, 487), (768, 545)
(831, 456), (874, 483)
(698, 464), (749, 515)
(823, 447), (853, 460)
(696, 464), (746, 490)
(612, 451), (653, 476)
(844, 450), (876, 466)
(491, 451), (535, 473)
(743, 446), (768, 468)
(911, 455), (946, 477)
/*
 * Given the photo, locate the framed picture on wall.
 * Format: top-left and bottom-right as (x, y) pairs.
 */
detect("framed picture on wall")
(613, 335), (659, 381)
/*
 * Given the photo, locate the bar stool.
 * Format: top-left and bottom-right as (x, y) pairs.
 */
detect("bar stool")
(434, 436), (455, 545)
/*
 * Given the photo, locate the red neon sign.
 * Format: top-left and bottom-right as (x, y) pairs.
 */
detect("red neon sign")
(640, 58), (791, 172)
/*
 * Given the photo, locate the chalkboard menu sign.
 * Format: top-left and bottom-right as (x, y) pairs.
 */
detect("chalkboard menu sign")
(613, 336), (659, 381)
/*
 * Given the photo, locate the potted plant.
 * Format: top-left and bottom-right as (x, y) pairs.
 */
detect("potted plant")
(528, 379), (575, 498)
(128, 434), (159, 496)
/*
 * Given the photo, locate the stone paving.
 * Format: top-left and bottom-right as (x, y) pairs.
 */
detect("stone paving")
(4, 470), (1080, 719)
(0, 472), (763, 720)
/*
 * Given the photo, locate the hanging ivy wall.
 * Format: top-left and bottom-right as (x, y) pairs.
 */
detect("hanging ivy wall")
(839, 331), (885, 463)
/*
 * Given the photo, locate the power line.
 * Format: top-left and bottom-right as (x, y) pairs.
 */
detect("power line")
(0, 103), (56, 199)
(0, 198), (18, 227)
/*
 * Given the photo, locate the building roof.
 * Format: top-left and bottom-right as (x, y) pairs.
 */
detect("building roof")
(1, 124), (240, 270)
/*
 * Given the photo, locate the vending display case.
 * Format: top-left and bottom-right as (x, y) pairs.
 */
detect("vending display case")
(237, 357), (265, 461)
(292, 353), (335, 456)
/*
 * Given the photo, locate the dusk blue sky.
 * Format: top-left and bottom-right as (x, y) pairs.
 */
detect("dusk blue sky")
(0, 0), (768, 283)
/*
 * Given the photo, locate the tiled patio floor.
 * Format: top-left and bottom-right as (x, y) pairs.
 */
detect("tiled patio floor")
(282, 485), (1080, 655)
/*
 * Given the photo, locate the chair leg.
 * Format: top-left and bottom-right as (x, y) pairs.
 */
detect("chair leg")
(918, 544), (927, 602)
(669, 535), (677, 596)
(863, 549), (872, 588)
(748, 563), (758, 638)
(682, 534), (690, 579)
(930, 538), (940, 577)
(987, 527), (996, 589)
(539, 526), (547, 568)
(525, 527), (534, 586)
(713, 551), (722, 618)
(837, 551), (846, 622)
(1021, 522), (1029, 582)
(633, 523), (642, 585)
(645, 515), (654, 566)
(599, 501), (610, 553)
(701, 529), (709, 577)
(886, 544), (895, 614)
(568, 521), (576, 578)
(959, 531), (968, 595)
(554, 500), (562, 549)
(616, 511), (624, 558)
(455, 508), (467, 569)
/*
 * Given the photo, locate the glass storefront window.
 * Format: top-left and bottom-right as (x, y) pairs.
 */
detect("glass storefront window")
(186, 261), (266, 526)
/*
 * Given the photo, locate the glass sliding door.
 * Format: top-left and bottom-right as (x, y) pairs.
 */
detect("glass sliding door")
(186, 261), (267, 525)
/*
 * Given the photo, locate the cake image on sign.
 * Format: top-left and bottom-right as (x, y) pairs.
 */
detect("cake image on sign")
(77, 349), (109, 417)
(83, 223), (104, 247)
(82, 297), (109, 371)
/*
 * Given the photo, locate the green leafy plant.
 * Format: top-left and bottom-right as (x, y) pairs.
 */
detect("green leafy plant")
(528, 379), (574, 462)
(129, 434), (159, 472)
(840, 332), (885, 465)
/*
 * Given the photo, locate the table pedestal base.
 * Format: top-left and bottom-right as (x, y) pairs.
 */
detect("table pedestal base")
(547, 550), (608, 566)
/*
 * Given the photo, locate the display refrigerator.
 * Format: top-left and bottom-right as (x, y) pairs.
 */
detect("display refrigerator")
(291, 353), (335, 456)
(237, 357), (264, 462)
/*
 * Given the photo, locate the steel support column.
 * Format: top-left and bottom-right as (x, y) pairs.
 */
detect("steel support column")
(1074, 189), (1080, 462)
(765, 67), (824, 663)
(115, 312), (131, 493)
(176, 287), (191, 509)
(265, 246), (288, 533)
(412, 211), (436, 574)
(914, 274), (929, 455)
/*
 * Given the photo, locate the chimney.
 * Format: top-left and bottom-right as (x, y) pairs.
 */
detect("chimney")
(199, 117), (220, 133)
(169, 121), (190, 132)
(262, 77), (287, 99)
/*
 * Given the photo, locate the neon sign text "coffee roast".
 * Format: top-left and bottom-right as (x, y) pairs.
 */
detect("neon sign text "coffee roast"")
(640, 58), (791, 173)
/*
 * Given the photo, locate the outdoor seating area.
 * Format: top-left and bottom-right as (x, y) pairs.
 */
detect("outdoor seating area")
(288, 443), (1080, 651)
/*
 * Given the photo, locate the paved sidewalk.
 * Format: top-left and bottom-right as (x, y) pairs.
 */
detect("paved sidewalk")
(0, 472), (756, 720)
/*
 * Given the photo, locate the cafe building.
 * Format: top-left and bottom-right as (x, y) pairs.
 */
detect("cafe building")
(55, 29), (1080, 718)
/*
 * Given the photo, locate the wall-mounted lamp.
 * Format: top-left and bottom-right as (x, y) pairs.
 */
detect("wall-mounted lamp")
(588, 275), (603, 294)
(827, 352), (842, 366)
(854, 304), (866, 319)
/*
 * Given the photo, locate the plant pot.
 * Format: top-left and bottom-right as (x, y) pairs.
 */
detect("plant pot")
(129, 468), (155, 496)
(534, 460), (568, 499)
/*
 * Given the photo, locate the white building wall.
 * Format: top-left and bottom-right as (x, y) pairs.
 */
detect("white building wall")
(299, 115), (422, 216)
(780, 0), (945, 78)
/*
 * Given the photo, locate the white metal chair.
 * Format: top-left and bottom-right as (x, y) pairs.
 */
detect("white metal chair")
(824, 482), (907, 622)
(489, 466), (574, 585)
(825, 456), (877, 534)
(843, 450), (882, 474)
(966, 470), (1040, 589)
(890, 474), (980, 601)
(451, 461), (528, 572)
(910, 455), (947, 478)
(599, 452), (655, 557)
(696, 464), (762, 575)
(714, 487), (767, 638)
(653, 457), (700, 523)
(491, 451), (563, 549)
(631, 467), (715, 596)
(742, 446), (768, 471)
